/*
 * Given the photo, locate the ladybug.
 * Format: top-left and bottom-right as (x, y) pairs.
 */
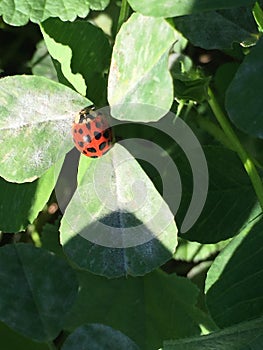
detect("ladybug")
(72, 106), (114, 158)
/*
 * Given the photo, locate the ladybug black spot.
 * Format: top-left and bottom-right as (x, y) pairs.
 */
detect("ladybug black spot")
(103, 130), (109, 139)
(86, 122), (91, 130)
(99, 142), (106, 151)
(78, 141), (84, 148)
(88, 113), (96, 120)
(86, 147), (97, 153)
(83, 150), (87, 155)
(94, 131), (102, 140)
(74, 128), (77, 133)
(78, 128), (83, 134)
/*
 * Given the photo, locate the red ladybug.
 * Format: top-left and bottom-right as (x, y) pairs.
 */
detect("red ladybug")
(72, 106), (114, 158)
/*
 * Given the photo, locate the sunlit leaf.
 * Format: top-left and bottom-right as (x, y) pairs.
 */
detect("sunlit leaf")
(30, 40), (58, 81)
(108, 13), (177, 121)
(128, 0), (255, 18)
(0, 75), (89, 182)
(60, 143), (178, 277)
(0, 0), (109, 26)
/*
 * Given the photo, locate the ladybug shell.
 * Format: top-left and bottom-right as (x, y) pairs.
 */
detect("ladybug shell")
(72, 107), (113, 158)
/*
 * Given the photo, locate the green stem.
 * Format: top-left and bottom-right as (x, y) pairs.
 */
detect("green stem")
(175, 100), (185, 118)
(184, 100), (194, 120)
(208, 87), (263, 211)
(197, 116), (235, 151)
(197, 115), (263, 171)
(117, 0), (130, 32)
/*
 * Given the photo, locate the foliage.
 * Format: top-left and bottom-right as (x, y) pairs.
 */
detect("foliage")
(0, 0), (263, 349)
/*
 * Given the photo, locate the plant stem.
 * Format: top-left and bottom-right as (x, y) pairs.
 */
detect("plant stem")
(117, 0), (130, 32)
(184, 100), (194, 120)
(175, 100), (185, 118)
(208, 87), (263, 211)
(197, 115), (235, 151)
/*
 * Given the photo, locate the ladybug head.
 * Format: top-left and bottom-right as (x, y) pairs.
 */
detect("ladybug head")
(75, 105), (96, 123)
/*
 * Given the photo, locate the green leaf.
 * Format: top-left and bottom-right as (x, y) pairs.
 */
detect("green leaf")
(253, 2), (263, 32)
(163, 316), (263, 350)
(214, 62), (240, 105)
(205, 218), (263, 327)
(41, 18), (111, 104)
(65, 269), (201, 350)
(108, 13), (177, 121)
(0, 75), (89, 183)
(128, 0), (255, 18)
(41, 219), (64, 257)
(0, 243), (78, 342)
(29, 159), (64, 221)
(174, 238), (229, 263)
(60, 143), (178, 277)
(225, 36), (263, 138)
(174, 8), (258, 50)
(171, 64), (210, 102)
(0, 177), (38, 232)
(89, 0), (110, 11)
(0, 0), (109, 26)
(0, 161), (63, 233)
(0, 321), (49, 350)
(30, 40), (58, 81)
(62, 324), (139, 350)
(176, 146), (261, 243)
